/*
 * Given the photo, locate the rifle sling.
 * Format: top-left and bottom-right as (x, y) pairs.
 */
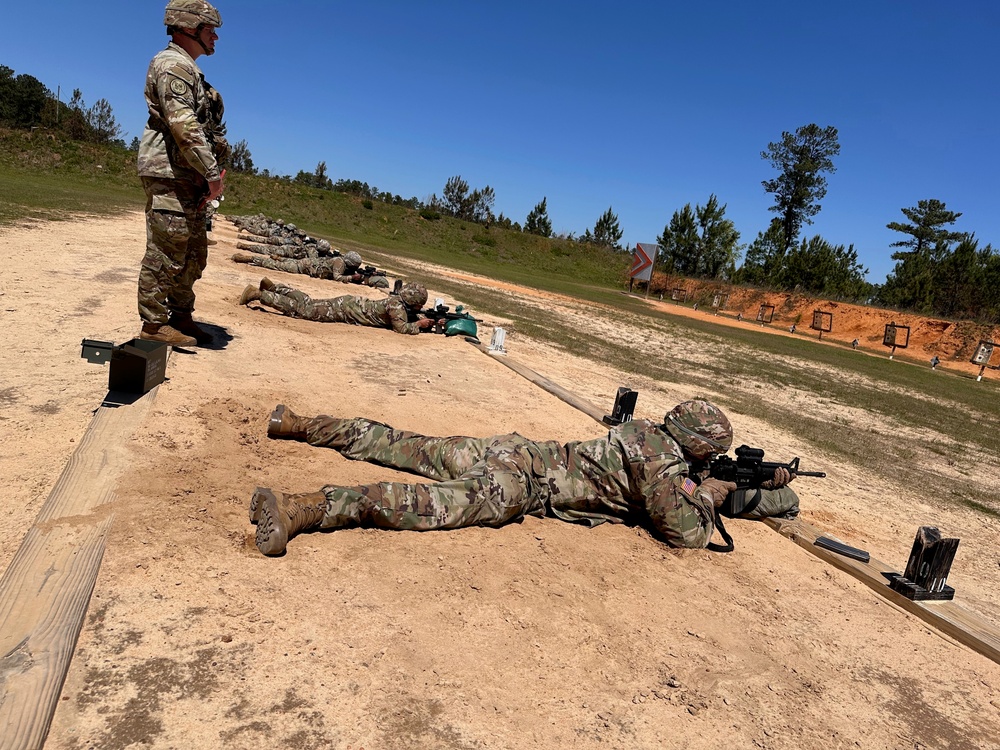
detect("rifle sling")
(709, 487), (763, 554)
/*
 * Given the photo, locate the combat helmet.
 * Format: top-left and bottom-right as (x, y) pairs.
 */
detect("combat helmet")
(663, 399), (732, 460)
(164, 0), (223, 29)
(344, 251), (363, 268)
(315, 239), (332, 255)
(398, 283), (428, 309)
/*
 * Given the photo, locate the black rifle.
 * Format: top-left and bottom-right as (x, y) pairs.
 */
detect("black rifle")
(356, 265), (386, 280)
(418, 304), (482, 333)
(707, 444), (825, 490)
(704, 444), (825, 553)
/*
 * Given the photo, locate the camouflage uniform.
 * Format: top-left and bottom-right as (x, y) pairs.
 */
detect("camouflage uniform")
(284, 416), (720, 548)
(236, 241), (316, 260)
(136, 41), (225, 324)
(258, 283), (422, 334)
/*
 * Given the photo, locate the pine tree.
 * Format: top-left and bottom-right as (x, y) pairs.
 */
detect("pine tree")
(524, 197), (552, 237)
(761, 124), (840, 252)
(592, 207), (622, 249)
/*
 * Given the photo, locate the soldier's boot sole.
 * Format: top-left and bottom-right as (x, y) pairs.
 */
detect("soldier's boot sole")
(252, 489), (326, 555)
(253, 489), (289, 554)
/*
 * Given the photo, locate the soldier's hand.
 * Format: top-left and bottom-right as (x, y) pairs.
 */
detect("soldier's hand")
(697, 478), (738, 508)
(761, 467), (794, 490)
(351, 273), (363, 282)
(417, 318), (437, 330)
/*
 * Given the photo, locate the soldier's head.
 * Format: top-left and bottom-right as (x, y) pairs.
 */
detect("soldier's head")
(165, 0), (222, 56)
(663, 400), (732, 461)
(398, 283), (428, 310)
(315, 239), (332, 256)
(344, 251), (363, 269)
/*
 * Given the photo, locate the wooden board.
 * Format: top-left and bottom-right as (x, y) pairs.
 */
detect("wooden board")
(0, 389), (159, 750)
(764, 516), (1000, 665)
(470, 342), (1000, 667)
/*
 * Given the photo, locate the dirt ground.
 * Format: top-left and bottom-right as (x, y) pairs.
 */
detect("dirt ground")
(1, 213), (999, 750)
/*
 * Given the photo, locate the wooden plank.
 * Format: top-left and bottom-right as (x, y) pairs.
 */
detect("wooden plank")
(764, 517), (1000, 666)
(0, 389), (159, 750)
(470, 342), (1000, 667)
(469, 342), (607, 423)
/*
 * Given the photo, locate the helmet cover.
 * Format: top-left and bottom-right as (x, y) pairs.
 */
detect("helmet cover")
(663, 399), (733, 460)
(399, 283), (428, 309)
(164, 0), (223, 28)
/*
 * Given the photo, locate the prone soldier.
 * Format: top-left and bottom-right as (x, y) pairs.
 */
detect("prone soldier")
(232, 249), (391, 289)
(237, 278), (435, 335)
(248, 399), (799, 556)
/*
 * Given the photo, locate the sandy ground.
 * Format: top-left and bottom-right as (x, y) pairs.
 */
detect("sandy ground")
(1, 212), (999, 750)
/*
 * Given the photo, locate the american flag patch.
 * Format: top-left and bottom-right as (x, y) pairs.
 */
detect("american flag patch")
(681, 478), (698, 495)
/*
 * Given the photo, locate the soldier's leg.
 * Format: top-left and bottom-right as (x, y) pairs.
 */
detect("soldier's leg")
(253, 257), (305, 274)
(166, 179), (209, 316)
(305, 415), (491, 480)
(236, 242), (274, 255)
(138, 178), (192, 325)
(257, 284), (330, 320)
(320, 451), (544, 531)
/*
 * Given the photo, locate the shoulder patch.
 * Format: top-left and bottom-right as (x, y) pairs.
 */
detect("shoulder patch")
(680, 478), (698, 497)
(169, 78), (188, 96)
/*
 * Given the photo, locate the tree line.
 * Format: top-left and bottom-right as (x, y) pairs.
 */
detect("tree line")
(0, 64), (124, 146)
(4, 60), (996, 322)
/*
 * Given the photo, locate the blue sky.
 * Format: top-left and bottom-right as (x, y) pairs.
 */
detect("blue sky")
(3, 1), (998, 283)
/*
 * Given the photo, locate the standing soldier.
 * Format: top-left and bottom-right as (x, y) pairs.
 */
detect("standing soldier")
(136, 0), (228, 347)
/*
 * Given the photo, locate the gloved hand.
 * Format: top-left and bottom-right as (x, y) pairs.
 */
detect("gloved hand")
(761, 467), (795, 490)
(698, 478), (738, 508)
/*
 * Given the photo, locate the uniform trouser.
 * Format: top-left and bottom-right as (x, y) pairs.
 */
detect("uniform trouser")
(250, 257), (310, 275)
(259, 284), (342, 322)
(290, 416), (546, 531)
(236, 242), (310, 259)
(138, 176), (209, 323)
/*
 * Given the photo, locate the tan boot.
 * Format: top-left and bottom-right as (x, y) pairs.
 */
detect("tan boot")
(251, 488), (327, 555)
(267, 404), (310, 440)
(139, 322), (197, 347)
(259, 276), (276, 292)
(231, 252), (254, 263)
(238, 284), (261, 305)
(168, 312), (213, 346)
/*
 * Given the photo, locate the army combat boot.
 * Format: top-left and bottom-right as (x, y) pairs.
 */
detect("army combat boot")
(231, 252), (254, 263)
(167, 312), (213, 346)
(250, 488), (327, 555)
(140, 322), (197, 347)
(238, 284), (261, 305)
(267, 404), (310, 440)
